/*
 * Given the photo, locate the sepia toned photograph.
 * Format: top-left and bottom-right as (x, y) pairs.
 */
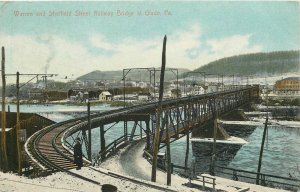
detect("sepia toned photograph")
(0, 1), (299, 191)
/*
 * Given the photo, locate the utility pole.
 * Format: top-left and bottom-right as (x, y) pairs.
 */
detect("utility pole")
(87, 101), (92, 161)
(100, 124), (105, 160)
(1, 47), (8, 172)
(151, 35), (167, 182)
(5, 72), (57, 173)
(211, 115), (217, 176)
(16, 72), (22, 175)
(210, 98), (217, 176)
(256, 84), (269, 184)
(221, 75), (224, 91)
(123, 70), (125, 108)
(184, 103), (190, 174)
(232, 74), (235, 89)
(165, 107), (171, 186)
(176, 70), (179, 98)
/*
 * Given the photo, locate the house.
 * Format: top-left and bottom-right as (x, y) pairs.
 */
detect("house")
(169, 83), (177, 89)
(137, 93), (150, 101)
(126, 81), (137, 87)
(28, 88), (48, 102)
(138, 81), (148, 88)
(99, 91), (112, 101)
(207, 84), (219, 93)
(275, 77), (300, 96)
(170, 89), (181, 98)
(69, 80), (84, 88)
(191, 85), (205, 95)
(83, 92), (89, 102)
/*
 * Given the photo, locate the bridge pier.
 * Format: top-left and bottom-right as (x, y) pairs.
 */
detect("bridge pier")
(221, 109), (249, 121)
(191, 120), (229, 140)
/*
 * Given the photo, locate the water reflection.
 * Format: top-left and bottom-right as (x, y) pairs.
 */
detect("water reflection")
(192, 142), (242, 173)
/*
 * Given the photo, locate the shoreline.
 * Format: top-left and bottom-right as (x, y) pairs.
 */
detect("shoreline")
(99, 139), (197, 190)
(0, 139), (292, 192)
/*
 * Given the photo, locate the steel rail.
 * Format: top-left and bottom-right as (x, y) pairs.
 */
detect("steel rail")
(25, 86), (258, 184)
(31, 119), (101, 185)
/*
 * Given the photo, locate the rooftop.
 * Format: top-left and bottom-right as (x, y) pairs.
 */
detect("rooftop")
(281, 77), (300, 81)
(101, 91), (111, 95)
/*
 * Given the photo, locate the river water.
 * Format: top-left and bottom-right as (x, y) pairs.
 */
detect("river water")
(9, 103), (300, 184)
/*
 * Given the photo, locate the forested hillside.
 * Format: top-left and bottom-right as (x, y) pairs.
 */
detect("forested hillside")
(77, 68), (190, 81)
(194, 50), (299, 75)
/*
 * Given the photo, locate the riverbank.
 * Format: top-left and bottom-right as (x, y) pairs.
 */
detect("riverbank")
(100, 140), (197, 191)
(7, 100), (127, 107)
(99, 140), (290, 192)
(0, 139), (292, 192)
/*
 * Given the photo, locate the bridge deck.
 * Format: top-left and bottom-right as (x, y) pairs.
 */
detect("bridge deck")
(25, 86), (259, 174)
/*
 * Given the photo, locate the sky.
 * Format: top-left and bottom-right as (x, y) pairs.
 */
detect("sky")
(0, 1), (299, 82)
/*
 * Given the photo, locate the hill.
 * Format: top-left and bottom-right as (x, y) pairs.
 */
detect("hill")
(77, 68), (190, 82)
(193, 50), (300, 75)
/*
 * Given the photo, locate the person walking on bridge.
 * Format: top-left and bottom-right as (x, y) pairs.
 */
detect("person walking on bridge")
(74, 138), (83, 170)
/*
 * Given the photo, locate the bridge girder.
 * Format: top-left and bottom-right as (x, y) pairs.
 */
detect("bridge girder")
(63, 86), (259, 161)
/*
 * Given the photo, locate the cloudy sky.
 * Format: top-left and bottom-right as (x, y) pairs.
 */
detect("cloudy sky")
(0, 1), (299, 82)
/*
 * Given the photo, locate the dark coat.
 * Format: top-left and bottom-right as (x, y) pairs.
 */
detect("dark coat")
(74, 142), (83, 167)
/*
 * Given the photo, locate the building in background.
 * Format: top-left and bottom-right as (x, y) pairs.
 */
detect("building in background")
(275, 77), (300, 96)
(99, 91), (112, 101)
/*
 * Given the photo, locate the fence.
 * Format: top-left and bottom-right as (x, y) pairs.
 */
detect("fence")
(215, 165), (300, 191)
(95, 134), (146, 164)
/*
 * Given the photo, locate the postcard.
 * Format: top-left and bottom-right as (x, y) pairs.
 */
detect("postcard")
(0, 1), (299, 192)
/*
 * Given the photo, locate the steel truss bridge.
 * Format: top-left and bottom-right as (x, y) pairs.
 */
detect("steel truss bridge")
(25, 86), (259, 175)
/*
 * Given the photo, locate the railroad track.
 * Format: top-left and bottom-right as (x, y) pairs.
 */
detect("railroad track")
(26, 86), (256, 174)
(24, 87), (257, 187)
(24, 115), (177, 191)
(25, 120), (88, 174)
(25, 88), (258, 191)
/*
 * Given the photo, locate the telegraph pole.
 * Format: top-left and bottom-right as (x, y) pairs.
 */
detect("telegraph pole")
(232, 74), (235, 89)
(210, 98), (217, 176)
(184, 103), (190, 174)
(87, 101), (92, 161)
(123, 70), (125, 108)
(165, 107), (171, 186)
(16, 72), (22, 175)
(256, 84), (269, 184)
(5, 72), (57, 174)
(151, 35), (167, 182)
(1, 47), (8, 172)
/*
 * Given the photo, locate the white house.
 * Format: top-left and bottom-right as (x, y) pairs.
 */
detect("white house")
(138, 81), (148, 88)
(99, 91), (112, 101)
(138, 93), (150, 101)
(191, 85), (205, 95)
(169, 83), (176, 89)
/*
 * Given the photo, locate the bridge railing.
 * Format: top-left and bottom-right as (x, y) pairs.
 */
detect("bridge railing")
(95, 133), (147, 164)
(215, 165), (300, 191)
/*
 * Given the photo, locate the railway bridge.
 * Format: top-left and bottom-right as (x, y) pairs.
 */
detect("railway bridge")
(25, 86), (259, 175)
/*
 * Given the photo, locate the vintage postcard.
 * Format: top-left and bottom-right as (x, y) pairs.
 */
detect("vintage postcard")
(0, 1), (299, 191)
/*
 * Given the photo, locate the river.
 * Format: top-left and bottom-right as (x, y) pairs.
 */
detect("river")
(8, 103), (300, 185)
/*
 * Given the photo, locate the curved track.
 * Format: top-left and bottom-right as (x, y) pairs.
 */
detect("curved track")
(25, 87), (258, 178)
(26, 120), (83, 172)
